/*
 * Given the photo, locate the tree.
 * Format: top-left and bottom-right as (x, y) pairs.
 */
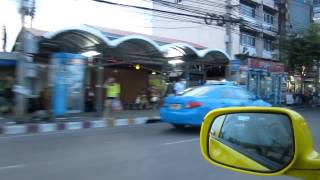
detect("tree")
(281, 23), (320, 94)
(283, 25), (320, 69)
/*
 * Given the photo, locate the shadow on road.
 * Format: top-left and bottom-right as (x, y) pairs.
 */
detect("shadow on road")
(160, 126), (201, 135)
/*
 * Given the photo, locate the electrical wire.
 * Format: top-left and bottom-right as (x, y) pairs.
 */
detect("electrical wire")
(92, 0), (240, 23)
(149, 0), (225, 16)
(148, 0), (278, 34)
(131, 25), (202, 29)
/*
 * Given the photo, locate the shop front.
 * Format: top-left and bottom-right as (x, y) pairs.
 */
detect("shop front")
(23, 25), (230, 116)
(248, 58), (286, 105)
(0, 56), (17, 114)
(232, 58), (286, 105)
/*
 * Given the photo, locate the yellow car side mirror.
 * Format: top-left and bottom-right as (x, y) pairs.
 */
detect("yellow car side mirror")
(200, 107), (320, 180)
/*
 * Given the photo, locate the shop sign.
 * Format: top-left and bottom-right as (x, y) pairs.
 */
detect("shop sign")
(248, 58), (284, 73)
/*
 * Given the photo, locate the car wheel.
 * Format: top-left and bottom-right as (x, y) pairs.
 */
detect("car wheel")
(172, 124), (185, 129)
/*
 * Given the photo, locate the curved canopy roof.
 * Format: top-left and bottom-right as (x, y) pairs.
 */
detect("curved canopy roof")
(43, 24), (230, 64)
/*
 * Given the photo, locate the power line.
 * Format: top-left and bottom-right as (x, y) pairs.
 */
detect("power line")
(150, 11), (242, 35)
(92, 0), (240, 23)
(146, 0), (275, 33)
(149, 0), (225, 16)
(132, 25), (202, 29)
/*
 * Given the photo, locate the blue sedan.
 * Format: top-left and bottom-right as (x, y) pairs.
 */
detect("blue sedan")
(160, 84), (271, 128)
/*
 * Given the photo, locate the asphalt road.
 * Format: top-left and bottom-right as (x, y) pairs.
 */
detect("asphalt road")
(0, 108), (318, 180)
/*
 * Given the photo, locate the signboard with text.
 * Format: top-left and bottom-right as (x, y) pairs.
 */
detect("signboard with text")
(248, 58), (285, 73)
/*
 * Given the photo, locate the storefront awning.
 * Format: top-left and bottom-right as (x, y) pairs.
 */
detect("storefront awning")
(40, 24), (230, 65)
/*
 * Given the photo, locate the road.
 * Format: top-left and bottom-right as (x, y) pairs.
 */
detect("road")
(0, 108), (319, 180)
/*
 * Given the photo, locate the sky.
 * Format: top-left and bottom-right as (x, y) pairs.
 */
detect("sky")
(0, 0), (153, 52)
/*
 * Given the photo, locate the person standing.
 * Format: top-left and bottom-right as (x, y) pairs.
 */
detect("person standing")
(174, 78), (186, 95)
(104, 77), (121, 119)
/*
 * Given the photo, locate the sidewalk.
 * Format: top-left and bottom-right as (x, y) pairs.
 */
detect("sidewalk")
(0, 110), (160, 135)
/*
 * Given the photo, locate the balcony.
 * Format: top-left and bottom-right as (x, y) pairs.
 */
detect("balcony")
(240, 15), (257, 25)
(262, 50), (278, 60)
(263, 0), (278, 11)
(262, 23), (278, 36)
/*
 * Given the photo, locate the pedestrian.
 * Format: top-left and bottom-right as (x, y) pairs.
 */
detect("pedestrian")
(174, 78), (186, 95)
(104, 77), (121, 119)
(165, 81), (175, 96)
(149, 86), (160, 109)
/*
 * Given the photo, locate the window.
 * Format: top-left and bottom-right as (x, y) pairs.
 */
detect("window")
(240, 33), (256, 47)
(182, 86), (214, 97)
(218, 88), (255, 99)
(233, 88), (255, 99)
(264, 39), (273, 51)
(264, 13), (274, 25)
(240, 3), (255, 18)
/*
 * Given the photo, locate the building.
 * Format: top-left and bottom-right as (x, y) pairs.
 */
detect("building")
(150, 0), (241, 84)
(287, 0), (313, 95)
(1, 0), (231, 116)
(235, 0), (287, 104)
(150, 0), (291, 104)
(238, 0), (279, 60)
(314, 0), (320, 22)
(151, 0), (240, 58)
(288, 0), (312, 34)
(0, 52), (19, 114)
(9, 25), (230, 116)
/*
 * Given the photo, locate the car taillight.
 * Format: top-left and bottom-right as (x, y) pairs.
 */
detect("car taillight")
(185, 101), (202, 108)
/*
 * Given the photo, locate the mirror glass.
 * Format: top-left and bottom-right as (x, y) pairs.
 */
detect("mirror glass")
(209, 113), (294, 172)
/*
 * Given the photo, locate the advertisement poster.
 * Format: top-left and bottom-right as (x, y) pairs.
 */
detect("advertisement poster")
(51, 53), (85, 116)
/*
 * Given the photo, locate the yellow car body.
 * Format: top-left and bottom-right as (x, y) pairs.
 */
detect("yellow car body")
(200, 107), (320, 180)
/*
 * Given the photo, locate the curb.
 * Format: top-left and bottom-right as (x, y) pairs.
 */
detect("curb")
(0, 116), (161, 135)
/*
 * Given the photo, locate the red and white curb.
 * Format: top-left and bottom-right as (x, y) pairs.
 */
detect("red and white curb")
(0, 116), (160, 135)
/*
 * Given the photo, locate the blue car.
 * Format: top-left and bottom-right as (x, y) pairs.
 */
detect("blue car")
(160, 84), (271, 128)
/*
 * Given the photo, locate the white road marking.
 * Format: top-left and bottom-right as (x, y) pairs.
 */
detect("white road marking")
(163, 138), (199, 145)
(0, 164), (25, 171)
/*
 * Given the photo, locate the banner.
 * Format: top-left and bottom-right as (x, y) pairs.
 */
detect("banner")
(51, 53), (85, 116)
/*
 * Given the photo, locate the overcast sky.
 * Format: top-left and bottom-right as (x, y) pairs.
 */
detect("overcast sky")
(0, 0), (153, 52)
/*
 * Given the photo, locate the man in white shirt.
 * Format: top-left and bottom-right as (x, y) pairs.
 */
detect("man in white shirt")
(174, 79), (186, 95)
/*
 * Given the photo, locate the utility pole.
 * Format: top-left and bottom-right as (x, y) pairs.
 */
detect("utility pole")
(225, 0), (233, 57)
(278, 0), (288, 64)
(15, 0), (37, 119)
(225, 0), (233, 80)
(15, 0), (29, 118)
(2, 25), (7, 52)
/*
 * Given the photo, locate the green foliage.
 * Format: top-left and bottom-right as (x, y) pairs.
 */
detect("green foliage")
(281, 24), (320, 72)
